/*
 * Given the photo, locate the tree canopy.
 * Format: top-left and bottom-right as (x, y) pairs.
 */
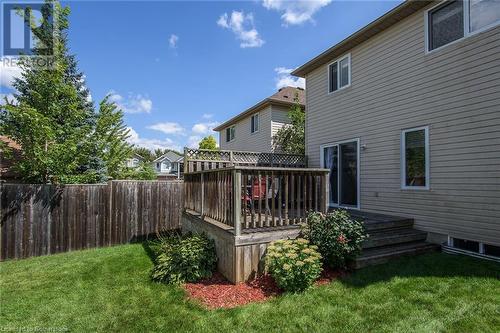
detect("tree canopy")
(0, 1), (132, 183)
(198, 136), (218, 150)
(272, 94), (305, 155)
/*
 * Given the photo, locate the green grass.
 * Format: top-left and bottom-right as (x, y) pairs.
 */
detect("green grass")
(1, 244), (499, 333)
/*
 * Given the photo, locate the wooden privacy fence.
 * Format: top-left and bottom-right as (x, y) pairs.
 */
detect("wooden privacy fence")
(184, 148), (307, 173)
(184, 166), (329, 235)
(0, 180), (183, 260)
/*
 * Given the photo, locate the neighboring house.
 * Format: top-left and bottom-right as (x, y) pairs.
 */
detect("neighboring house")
(292, 1), (500, 251)
(152, 151), (184, 179)
(214, 86), (305, 152)
(125, 153), (144, 168)
(0, 136), (22, 182)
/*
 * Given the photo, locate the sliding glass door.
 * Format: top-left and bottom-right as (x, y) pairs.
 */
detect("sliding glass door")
(321, 139), (359, 208)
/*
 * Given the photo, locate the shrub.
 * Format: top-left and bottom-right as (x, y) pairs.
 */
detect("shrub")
(151, 232), (217, 284)
(301, 210), (368, 268)
(265, 239), (322, 292)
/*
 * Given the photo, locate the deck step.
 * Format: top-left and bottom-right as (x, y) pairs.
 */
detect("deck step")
(354, 241), (440, 269)
(363, 229), (427, 249)
(363, 218), (414, 232)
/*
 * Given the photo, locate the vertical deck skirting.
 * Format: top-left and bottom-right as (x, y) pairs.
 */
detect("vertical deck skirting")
(181, 210), (301, 283)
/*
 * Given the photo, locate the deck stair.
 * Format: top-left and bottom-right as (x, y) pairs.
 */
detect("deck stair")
(345, 211), (440, 269)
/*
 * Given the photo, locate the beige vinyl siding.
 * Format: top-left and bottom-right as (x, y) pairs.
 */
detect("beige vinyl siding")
(305, 4), (500, 245)
(219, 106), (273, 152)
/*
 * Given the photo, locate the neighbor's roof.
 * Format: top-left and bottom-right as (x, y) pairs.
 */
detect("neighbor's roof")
(292, 0), (433, 77)
(152, 150), (184, 163)
(213, 86), (305, 131)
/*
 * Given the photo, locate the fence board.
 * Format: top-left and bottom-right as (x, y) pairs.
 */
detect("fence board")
(0, 180), (183, 260)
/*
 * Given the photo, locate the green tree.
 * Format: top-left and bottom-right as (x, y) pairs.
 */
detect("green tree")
(133, 147), (155, 162)
(272, 94), (305, 155)
(0, 1), (101, 183)
(198, 136), (217, 150)
(92, 95), (133, 179)
(119, 162), (157, 180)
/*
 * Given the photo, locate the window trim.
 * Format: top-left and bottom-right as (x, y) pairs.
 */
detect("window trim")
(327, 53), (351, 94)
(319, 138), (360, 210)
(425, 0), (500, 54)
(400, 126), (430, 190)
(250, 113), (259, 134)
(226, 126), (235, 142)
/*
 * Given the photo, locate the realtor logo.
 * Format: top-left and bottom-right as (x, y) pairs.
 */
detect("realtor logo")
(2, 1), (54, 56)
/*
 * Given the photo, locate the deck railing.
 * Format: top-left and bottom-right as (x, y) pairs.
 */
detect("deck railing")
(184, 166), (329, 235)
(183, 148), (307, 173)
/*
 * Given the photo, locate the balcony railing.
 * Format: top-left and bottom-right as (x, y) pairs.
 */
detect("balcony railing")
(183, 148), (307, 173)
(184, 166), (329, 235)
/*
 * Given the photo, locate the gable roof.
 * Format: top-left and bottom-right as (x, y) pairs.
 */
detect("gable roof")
(152, 150), (183, 163)
(129, 153), (144, 161)
(292, 0), (433, 77)
(213, 86), (305, 131)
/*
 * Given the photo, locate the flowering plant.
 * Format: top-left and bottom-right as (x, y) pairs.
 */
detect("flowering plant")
(265, 238), (322, 292)
(301, 210), (368, 268)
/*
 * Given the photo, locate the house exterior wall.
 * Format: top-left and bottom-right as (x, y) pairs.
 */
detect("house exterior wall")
(218, 105), (293, 153)
(305, 4), (500, 245)
(218, 106), (273, 152)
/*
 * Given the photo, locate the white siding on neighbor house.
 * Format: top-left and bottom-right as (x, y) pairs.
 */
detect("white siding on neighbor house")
(305, 4), (500, 245)
(271, 104), (292, 137)
(218, 106), (274, 152)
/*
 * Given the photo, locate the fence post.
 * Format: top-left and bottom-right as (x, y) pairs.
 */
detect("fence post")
(229, 151), (234, 166)
(233, 169), (241, 236)
(201, 173), (205, 217)
(107, 178), (113, 246)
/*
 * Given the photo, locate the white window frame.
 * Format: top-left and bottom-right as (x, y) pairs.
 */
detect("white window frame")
(250, 113), (259, 134)
(401, 126), (430, 190)
(226, 126), (235, 142)
(425, 0), (500, 54)
(327, 53), (351, 94)
(319, 138), (360, 209)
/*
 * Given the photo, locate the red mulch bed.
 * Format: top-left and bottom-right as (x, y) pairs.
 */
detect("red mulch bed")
(183, 268), (345, 309)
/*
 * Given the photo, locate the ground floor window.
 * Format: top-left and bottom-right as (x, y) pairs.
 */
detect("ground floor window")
(401, 126), (429, 189)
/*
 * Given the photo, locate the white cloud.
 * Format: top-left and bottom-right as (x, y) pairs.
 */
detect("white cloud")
(126, 127), (181, 151)
(191, 121), (220, 135)
(217, 11), (265, 48)
(169, 34), (179, 48)
(202, 113), (213, 119)
(262, 0), (332, 25)
(148, 122), (186, 135)
(108, 91), (152, 114)
(187, 135), (202, 149)
(0, 57), (23, 89)
(274, 67), (305, 90)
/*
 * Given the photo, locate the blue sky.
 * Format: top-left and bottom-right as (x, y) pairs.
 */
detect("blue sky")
(1, 0), (402, 151)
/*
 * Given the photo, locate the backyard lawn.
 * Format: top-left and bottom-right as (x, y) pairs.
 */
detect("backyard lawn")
(1, 244), (499, 333)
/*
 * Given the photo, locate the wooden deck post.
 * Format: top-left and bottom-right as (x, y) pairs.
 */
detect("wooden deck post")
(233, 169), (242, 236)
(323, 172), (329, 213)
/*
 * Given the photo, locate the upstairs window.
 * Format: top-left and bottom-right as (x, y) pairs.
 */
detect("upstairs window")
(251, 113), (259, 133)
(225, 126), (235, 142)
(328, 54), (350, 93)
(428, 0), (464, 51)
(469, 0), (500, 32)
(427, 0), (500, 51)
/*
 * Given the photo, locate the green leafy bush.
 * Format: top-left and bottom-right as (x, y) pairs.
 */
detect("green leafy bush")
(302, 210), (368, 268)
(151, 232), (217, 284)
(265, 239), (322, 292)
